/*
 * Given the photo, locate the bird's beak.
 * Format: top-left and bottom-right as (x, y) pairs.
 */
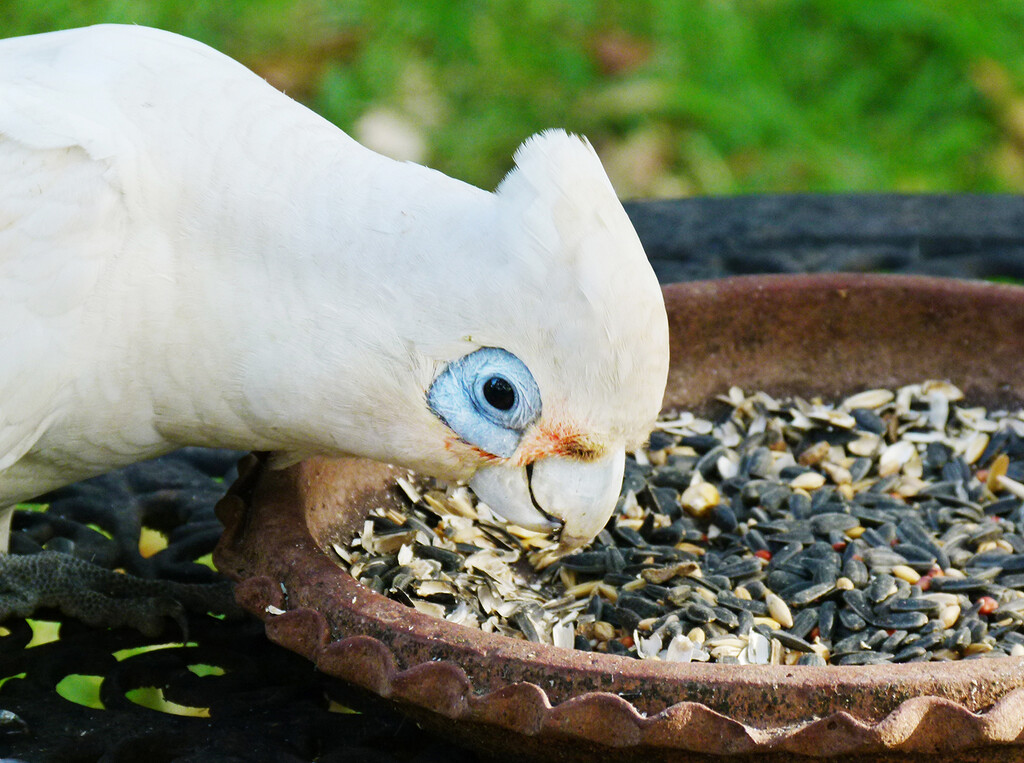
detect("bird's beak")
(468, 447), (625, 554)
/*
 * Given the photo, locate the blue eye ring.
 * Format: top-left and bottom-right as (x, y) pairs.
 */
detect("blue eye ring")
(427, 347), (542, 458)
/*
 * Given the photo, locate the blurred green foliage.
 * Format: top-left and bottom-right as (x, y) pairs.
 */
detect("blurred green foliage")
(6, 0), (1024, 196)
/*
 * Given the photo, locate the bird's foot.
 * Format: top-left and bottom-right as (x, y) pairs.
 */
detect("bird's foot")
(0, 551), (241, 638)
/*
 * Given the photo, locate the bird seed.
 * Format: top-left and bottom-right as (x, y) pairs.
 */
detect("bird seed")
(333, 381), (1024, 665)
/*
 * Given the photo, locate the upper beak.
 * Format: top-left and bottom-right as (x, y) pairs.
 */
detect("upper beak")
(468, 447), (625, 554)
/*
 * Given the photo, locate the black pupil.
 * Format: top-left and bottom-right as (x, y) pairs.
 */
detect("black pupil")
(483, 377), (516, 411)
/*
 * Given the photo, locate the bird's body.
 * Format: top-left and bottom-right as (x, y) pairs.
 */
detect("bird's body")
(0, 25), (669, 558)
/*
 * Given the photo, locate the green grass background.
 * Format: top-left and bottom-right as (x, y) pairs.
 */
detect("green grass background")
(5, 1), (1024, 197)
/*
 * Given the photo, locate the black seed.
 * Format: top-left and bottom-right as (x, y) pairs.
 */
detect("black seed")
(893, 645), (928, 662)
(779, 465), (812, 480)
(606, 639), (630, 655)
(711, 504), (739, 532)
(798, 653), (827, 666)
(817, 600), (837, 641)
(838, 651), (894, 665)
(927, 576), (990, 592)
(749, 506), (771, 524)
(848, 505), (892, 526)
(768, 530), (817, 545)
(888, 595), (941, 614)
(861, 547), (909, 572)
(717, 592), (768, 616)
(770, 542), (802, 568)
(944, 457), (973, 484)
(851, 408), (886, 434)
(728, 610), (750, 637)
(869, 475), (900, 494)
(766, 570), (805, 592)
(612, 525), (648, 547)
(362, 558), (394, 579)
(923, 442), (952, 471)
(606, 547), (627, 574)
(603, 572), (635, 587)
(859, 528), (888, 548)
(873, 611), (929, 630)
(786, 581), (837, 606)
(648, 521), (685, 545)
(644, 486), (682, 517)
(512, 611), (541, 642)
(759, 485), (792, 511)
(617, 592), (663, 620)
(810, 512), (859, 535)
(681, 602), (715, 623)
(969, 524), (1003, 545)
(744, 528), (770, 553)
(864, 629), (890, 649)
(947, 626), (972, 650)
(743, 580), (767, 599)
(810, 485), (837, 511)
(832, 633), (867, 654)
(560, 551), (608, 574)
(841, 589), (874, 620)
(772, 630), (816, 652)
(967, 617), (988, 642)
(608, 606), (642, 632)
(977, 553), (1024, 572)
(908, 632), (943, 651)
(712, 606), (740, 628)
(741, 447), (774, 478)
(716, 557), (762, 580)
(415, 545), (464, 571)
(811, 558), (842, 587)
(880, 629), (909, 653)
(647, 430), (675, 451)
(985, 497), (1021, 517)
(788, 608), (819, 639)
(838, 609), (868, 631)
(788, 492), (812, 519)
(842, 558), (869, 587)
(849, 457), (873, 483)
(680, 434), (720, 453)
(891, 543), (937, 571)
(703, 574), (730, 591)
(826, 530), (849, 547)
(866, 574), (898, 603)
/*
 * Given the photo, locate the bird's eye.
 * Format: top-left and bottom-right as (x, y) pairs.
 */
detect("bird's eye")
(427, 348), (541, 458)
(483, 376), (516, 411)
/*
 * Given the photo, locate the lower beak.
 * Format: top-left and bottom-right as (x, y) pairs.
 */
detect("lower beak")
(468, 447), (625, 553)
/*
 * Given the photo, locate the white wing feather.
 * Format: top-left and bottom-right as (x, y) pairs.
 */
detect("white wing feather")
(0, 121), (126, 483)
(0, 29), (143, 499)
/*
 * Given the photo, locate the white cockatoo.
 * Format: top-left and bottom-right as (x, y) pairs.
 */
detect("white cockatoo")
(0, 25), (669, 609)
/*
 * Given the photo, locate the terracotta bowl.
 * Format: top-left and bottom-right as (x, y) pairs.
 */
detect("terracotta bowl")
(214, 274), (1024, 762)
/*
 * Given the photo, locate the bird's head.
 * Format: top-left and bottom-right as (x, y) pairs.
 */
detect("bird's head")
(384, 130), (669, 555)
